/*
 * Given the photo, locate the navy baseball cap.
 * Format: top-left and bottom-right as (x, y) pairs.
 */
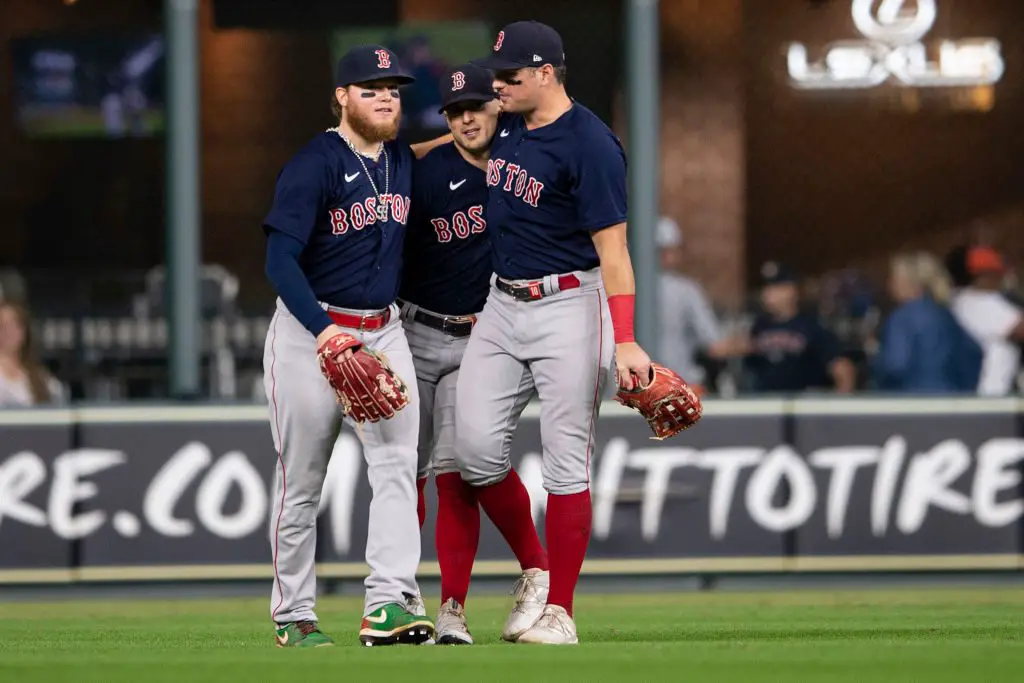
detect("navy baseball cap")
(759, 261), (797, 286)
(474, 21), (565, 71)
(439, 63), (497, 113)
(335, 44), (415, 88)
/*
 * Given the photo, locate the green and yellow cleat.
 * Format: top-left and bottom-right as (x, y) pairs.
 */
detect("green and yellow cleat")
(274, 620), (335, 648)
(359, 602), (435, 647)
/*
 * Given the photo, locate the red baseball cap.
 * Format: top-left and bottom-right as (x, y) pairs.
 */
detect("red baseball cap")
(967, 246), (1007, 275)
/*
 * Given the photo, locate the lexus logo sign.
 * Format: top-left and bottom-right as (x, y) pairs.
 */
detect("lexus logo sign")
(786, 0), (1004, 90)
(851, 0), (937, 44)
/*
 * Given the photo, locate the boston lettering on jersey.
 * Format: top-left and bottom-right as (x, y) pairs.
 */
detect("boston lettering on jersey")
(399, 143), (491, 316)
(486, 159), (543, 208)
(263, 132), (413, 310)
(429, 205), (486, 242)
(485, 104), (628, 281)
(329, 194), (411, 235)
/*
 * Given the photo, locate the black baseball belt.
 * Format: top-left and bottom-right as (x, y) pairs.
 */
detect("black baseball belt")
(398, 301), (477, 337)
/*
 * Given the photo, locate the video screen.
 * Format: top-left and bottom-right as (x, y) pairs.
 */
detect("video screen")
(329, 21), (493, 141)
(11, 33), (166, 139)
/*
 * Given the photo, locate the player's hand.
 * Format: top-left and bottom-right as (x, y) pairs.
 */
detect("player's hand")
(615, 342), (652, 390)
(317, 324), (355, 360)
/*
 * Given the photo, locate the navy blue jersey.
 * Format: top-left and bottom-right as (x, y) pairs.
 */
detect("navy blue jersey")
(745, 312), (840, 393)
(263, 131), (414, 310)
(485, 104), (628, 280)
(399, 143), (491, 316)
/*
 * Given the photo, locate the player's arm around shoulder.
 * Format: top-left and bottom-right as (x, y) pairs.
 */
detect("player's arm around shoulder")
(410, 133), (453, 159)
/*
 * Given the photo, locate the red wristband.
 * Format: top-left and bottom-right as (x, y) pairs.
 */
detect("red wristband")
(607, 294), (636, 344)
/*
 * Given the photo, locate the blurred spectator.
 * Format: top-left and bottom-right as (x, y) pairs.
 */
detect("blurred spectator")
(0, 270), (28, 303)
(950, 247), (1024, 396)
(0, 300), (64, 407)
(395, 34), (448, 133)
(944, 244), (973, 289)
(655, 217), (736, 391)
(742, 262), (856, 394)
(814, 267), (880, 381)
(871, 252), (981, 393)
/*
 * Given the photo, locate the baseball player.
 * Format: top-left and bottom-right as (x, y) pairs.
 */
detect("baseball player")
(451, 21), (658, 645)
(399, 63), (549, 646)
(261, 44), (444, 648)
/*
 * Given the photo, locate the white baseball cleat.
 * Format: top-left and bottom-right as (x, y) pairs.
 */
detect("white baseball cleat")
(501, 568), (549, 642)
(435, 598), (474, 645)
(516, 604), (579, 645)
(405, 593), (434, 645)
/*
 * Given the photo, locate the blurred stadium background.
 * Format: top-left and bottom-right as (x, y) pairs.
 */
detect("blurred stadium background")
(1, 0), (1023, 403)
(1, 2), (1023, 675)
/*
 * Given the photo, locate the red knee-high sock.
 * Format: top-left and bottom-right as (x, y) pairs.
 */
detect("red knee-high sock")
(435, 473), (480, 606)
(475, 469), (549, 571)
(416, 477), (427, 530)
(545, 490), (592, 617)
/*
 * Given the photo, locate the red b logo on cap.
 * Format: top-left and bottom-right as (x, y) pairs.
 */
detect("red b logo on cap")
(451, 71), (466, 91)
(375, 49), (391, 69)
(493, 31), (505, 52)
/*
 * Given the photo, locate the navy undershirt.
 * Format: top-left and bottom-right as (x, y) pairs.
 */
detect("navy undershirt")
(264, 231), (333, 336)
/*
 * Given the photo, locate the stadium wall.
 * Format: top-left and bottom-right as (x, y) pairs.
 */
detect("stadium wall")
(2, 397), (1023, 584)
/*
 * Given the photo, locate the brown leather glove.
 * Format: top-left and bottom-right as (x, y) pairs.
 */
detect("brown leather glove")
(317, 332), (410, 423)
(614, 362), (703, 440)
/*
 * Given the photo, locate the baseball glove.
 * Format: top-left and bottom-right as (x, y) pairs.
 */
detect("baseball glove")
(317, 332), (410, 423)
(614, 362), (703, 440)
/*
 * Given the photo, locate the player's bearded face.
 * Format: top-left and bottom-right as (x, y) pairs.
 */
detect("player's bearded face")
(343, 81), (401, 142)
(445, 100), (501, 154)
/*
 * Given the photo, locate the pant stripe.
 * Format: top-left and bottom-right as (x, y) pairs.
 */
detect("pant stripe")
(268, 313), (288, 622)
(584, 290), (604, 484)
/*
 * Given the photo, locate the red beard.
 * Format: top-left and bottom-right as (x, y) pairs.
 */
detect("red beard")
(345, 104), (400, 143)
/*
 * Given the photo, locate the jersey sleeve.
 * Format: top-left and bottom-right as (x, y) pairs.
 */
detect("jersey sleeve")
(262, 152), (329, 245)
(572, 128), (628, 231)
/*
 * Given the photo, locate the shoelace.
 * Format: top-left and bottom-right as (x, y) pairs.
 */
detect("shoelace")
(511, 574), (544, 605)
(438, 601), (470, 635)
(534, 611), (573, 637)
(295, 621), (320, 636)
(441, 600), (465, 618)
(404, 592), (424, 609)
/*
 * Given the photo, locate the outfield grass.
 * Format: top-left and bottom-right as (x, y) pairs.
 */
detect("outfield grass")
(2, 587), (1023, 682)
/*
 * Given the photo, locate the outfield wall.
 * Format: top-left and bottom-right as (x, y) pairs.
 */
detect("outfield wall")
(1, 398), (1023, 584)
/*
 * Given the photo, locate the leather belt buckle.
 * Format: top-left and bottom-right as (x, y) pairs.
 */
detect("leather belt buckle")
(498, 275), (581, 302)
(360, 308), (389, 330)
(440, 314), (476, 337)
(328, 307), (390, 330)
(498, 278), (543, 301)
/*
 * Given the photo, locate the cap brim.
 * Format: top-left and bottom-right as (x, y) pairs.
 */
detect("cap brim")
(344, 73), (416, 87)
(472, 55), (529, 71)
(438, 92), (496, 114)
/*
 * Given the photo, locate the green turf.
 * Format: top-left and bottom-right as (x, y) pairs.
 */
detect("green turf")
(2, 587), (1023, 682)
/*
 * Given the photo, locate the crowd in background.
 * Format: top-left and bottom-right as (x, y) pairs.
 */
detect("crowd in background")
(657, 216), (1024, 398)
(1, 217), (1022, 407)
(0, 299), (65, 407)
